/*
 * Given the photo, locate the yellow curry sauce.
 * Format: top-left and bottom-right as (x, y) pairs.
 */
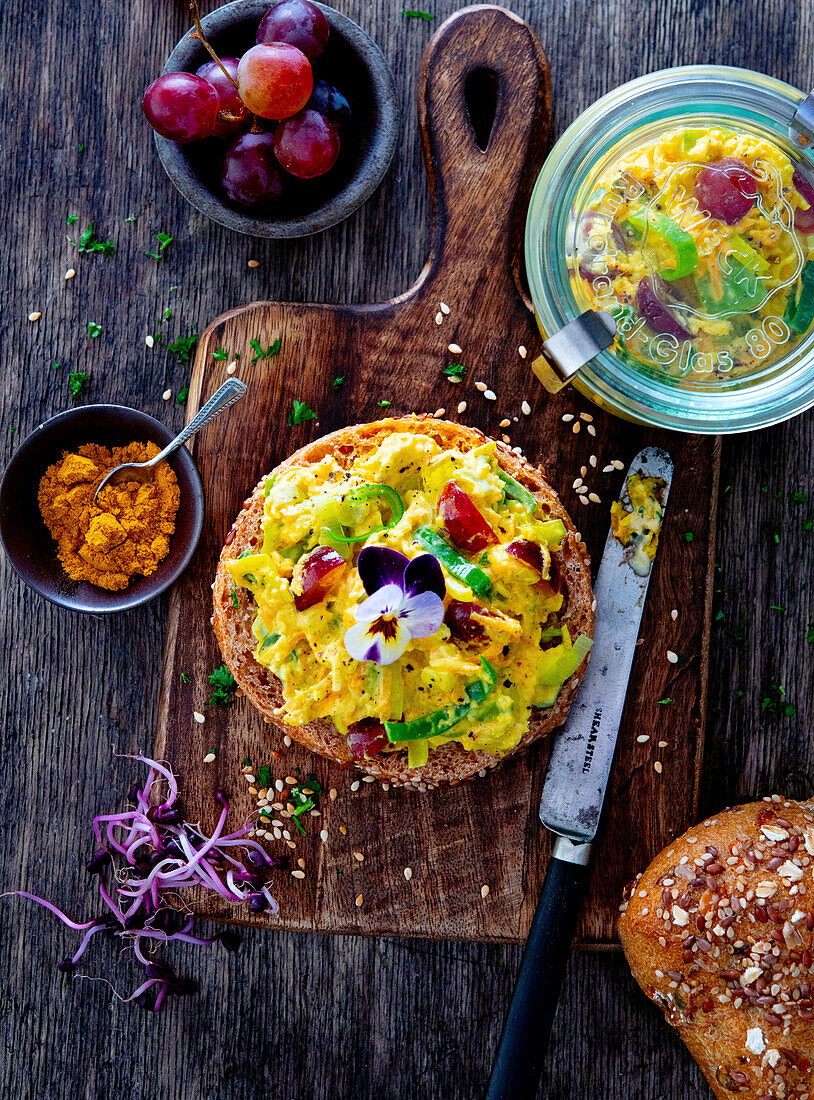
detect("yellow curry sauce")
(572, 127), (814, 380)
(229, 432), (590, 767)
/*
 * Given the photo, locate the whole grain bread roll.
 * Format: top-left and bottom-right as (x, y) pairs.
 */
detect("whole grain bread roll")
(619, 797), (814, 1099)
(212, 415), (594, 788)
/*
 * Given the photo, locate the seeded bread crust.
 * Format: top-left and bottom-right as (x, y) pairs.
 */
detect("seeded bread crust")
(619, 798), (814, 1100)
(212, 415), (594, 788)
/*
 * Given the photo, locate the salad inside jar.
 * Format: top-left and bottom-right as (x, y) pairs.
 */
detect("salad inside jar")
(569, 126), (814, 382)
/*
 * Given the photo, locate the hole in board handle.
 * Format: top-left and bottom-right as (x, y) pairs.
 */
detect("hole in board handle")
(464, 68), (499, 152)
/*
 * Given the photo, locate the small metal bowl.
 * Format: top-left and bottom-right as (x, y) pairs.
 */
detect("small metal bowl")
(0, 405), (204, 613)
(154, 0), (400, 237)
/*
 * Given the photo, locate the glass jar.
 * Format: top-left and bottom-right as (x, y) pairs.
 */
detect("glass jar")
(525, 66), (814, 433)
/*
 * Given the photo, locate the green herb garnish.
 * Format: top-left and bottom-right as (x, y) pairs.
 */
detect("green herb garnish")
(180, 672), (191, 684)
(205, 664), (237, 708)
(66, 214), (78, 225)
(68, 371), (89, 397)
(77, 222), (115, 256)
(87, 321), (102, 338)
(657, 698), (672, 704)
(256, 764), (273, 791)
(684, 531), (694, 543)
(250, 338), (282, 364)
(212, 347), (228, 360)
(144, 231), (173, 260)
(333, 376), (345, 389)
(289, 774), (323, 834)
(176, 385), (190, 405)
(444, 363), (466, 382)
(377, 399), (391, 407)
(402, 9), (433, 18)
(165, 332), (198, 363)
(288, 399), (316, 426)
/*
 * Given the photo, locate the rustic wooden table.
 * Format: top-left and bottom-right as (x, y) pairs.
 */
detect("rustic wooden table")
(1, 1), (812, 1097)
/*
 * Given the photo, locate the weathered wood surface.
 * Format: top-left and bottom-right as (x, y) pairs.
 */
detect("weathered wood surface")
(154, 4), (715, 946)
(1, 1), (812, 1098)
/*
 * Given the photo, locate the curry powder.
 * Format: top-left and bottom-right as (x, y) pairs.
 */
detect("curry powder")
(38, 441), (181, 591)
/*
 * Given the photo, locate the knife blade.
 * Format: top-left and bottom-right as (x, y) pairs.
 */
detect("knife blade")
(485, 445), (673, 1100)
(540, 444), (674, 845)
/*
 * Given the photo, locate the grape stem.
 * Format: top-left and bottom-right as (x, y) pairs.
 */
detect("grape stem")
(188, 0), (240, 92)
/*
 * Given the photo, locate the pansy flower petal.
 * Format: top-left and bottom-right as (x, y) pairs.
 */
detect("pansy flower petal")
(404, 552), (446, 600)
(397, 590), (446, 638)
(352, 584), (404, 624)
(356, 546), (409, 595)
(344, 618), (409, 666)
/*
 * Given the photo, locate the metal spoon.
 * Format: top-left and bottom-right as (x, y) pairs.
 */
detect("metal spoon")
(94, 378), (248, 501)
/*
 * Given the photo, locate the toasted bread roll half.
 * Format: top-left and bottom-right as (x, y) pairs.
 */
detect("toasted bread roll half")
(619, 797), (814, 1099)
(213, 416), (594, 788)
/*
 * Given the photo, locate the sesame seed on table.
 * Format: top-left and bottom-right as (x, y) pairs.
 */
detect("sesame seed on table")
(1, 2), (813, 1100)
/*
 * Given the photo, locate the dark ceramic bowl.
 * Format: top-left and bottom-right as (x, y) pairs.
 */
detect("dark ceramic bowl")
(0, 406), (204, 613)
(154, 0), (400, 237)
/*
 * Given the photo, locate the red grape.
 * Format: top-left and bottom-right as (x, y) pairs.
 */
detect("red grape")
(257, 0), (330, 63)
(444, 601), (487, 643)
(237, 43), (313, 120)
(437, 481), (495, 553)
(221, 133), (285, 209)
(506, 539), (544, 576)
(636, 276), (691, 340)
(793, 168), (814, 234)
(293, 545), (345, 610)
(347, 719), (388, 760)
(307, 79), (351, 129)
(196, 58), (250, 139)
(273, 109), (339, 179)
(693, 158), (757, 225)
(142, 72), (219, 142)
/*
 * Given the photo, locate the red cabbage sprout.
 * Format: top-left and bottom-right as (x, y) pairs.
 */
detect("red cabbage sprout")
(5, 755), (282, 1011)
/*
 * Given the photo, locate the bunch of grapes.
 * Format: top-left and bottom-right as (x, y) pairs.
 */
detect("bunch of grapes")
(142, 0), (351, 209)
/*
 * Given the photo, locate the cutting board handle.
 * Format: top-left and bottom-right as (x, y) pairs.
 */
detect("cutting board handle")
(417, 5), (551, 302)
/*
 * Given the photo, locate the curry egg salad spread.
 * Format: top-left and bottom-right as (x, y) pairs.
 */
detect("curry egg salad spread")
(611, 474), (666, 578)
(228, 432), (591, 769)
(571, 126), (814, 379)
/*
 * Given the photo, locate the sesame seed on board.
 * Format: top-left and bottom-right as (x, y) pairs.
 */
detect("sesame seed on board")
(439, 302), (451, 315)
(28, 311), (41, 322)
(448, 343), (462, 354)
(65, 268), (76, 280)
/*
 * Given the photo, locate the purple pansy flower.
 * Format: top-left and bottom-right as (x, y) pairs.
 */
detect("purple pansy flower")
(344, 546), (446, 666)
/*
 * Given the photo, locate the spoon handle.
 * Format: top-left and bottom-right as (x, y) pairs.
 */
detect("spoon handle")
(151, 379), (248, 465)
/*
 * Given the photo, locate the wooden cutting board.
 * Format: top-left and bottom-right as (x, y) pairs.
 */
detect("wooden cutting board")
(154, 5), (719, 946)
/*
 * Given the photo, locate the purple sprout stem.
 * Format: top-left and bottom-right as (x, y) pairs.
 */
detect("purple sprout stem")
(14, 892), (96, 930)
(71, 922), (108, 965)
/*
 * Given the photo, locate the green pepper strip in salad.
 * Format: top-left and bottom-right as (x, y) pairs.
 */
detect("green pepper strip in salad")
(626, 208), (699, 281)
(324, 484), (405, 544)
(384, 658), (497, 742)
(784, 260), (814, 335)
(497, 470), (537, 514)
(413, 526), (491, 596)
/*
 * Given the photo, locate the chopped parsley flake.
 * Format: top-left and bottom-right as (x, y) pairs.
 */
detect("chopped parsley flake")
(163, 332), (198, 363)
(68, 371), (89, 397)
(212, 347), (228, 360)
(807, 623), (814, 644)
(77, 221), (115, 256)
(288, 399), (316, 426)
(256, 764), (273, 791)
(205, 664), (237, 708)
(176, 385), (190, 405)
(180, 672), (191, 684)
(402, 9), (433, 17)
(51, 362), (61, 371)
(684, 531), (694, 543)
(250, 337), (282, 364)
(760, 682), (795, 716)
(230, 584), (239, 608)
(66, 214), (78, 225)
(289, 774), (323, 834)
(791, 490), (807, 506)
(657, 698), (672, 704)
(87, 321), (102, 338)
(332, 376), (345, 389)
(444, 363), (466, 382)
(377, 399), (392, 407)
(144, 231), (173, 260)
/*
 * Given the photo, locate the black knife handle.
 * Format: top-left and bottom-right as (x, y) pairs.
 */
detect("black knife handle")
(485, 841), (591, 1100)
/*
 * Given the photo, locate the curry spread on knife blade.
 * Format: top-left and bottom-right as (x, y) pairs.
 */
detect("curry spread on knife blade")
(214, 418), (595, 786)
(38, 443), (180, 590)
